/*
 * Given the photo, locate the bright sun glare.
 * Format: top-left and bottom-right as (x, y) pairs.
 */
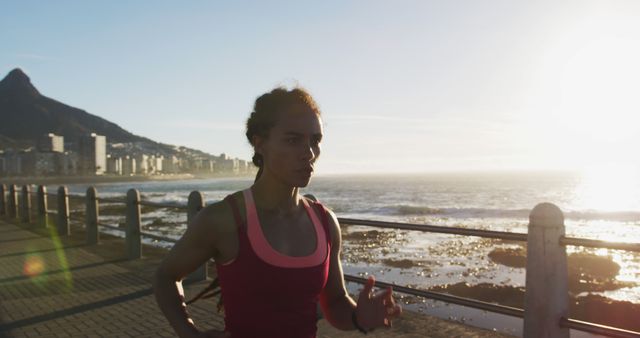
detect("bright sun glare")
(559, 36), (640, 138)
(544, 28), (640, 172)
(559, 35), (640, 212)
(574, 164), (640, 212)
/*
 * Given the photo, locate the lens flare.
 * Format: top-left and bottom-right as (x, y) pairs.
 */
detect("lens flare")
(47, 221), (73, 290)
(23, 255), (45, 277)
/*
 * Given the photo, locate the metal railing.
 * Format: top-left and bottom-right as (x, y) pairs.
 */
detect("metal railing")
(1, 182), (639, 337)
(340, 217), (640, 338)
(39, 188), (184, 244)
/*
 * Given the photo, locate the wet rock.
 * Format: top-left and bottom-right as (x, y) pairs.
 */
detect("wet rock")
(487, 247), (526, 268)
(487, 247), (633, 293)
(429, 282), (640, 332)
(381, 258), (423, 269)
(569, 252), (620, 279)
(571, 294), (640, 332)
(430, 282), (525, 309)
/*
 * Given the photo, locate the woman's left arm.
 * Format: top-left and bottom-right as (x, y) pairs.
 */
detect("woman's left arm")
(319, 209), (402, 332)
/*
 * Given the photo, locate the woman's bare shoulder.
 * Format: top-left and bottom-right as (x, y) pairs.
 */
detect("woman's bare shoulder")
(196, 191), (245, 236)
(305, 199), (341, 243)
(324, 206), (341, 234)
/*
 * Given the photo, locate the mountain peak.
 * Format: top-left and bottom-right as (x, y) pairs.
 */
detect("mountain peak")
(0, 68), (40, 97)
(7, 68), (30, 80)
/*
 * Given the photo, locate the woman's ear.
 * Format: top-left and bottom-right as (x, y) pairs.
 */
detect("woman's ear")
(252, 135), (265, 156)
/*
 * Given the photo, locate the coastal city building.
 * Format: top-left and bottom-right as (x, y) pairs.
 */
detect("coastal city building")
(60, 151), (78, 175)
(162, 155), (180, 174)
(134, 154), (149, 175)
(32, 151), (59, 176)
(238, 159), (249, 174)
(78, 133), (107, 175)
(0, 132), (253, 178)
(121, 155), (136, 176)
(190, 158), (215, 174)
(217, 153), (240, 174)
(2, 150), (23, 175)
(106, 154), (122, 175)
(37, 133), (64, 153)
(149, 155), (163, 174)
(1, 149), (77, 177)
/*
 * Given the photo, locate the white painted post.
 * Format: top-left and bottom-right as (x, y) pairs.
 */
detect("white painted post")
(524, 202), (569, 338)
(57, 186), (70, 236)
(0, 184), (6, 217)
(21, 185), (32, 224)
(86, 187), (99, 245)
(8, 184), (18, 219)
(186, 191), (207, 282)
(126, 189), (141, 259)
(37, 185), (48, 228)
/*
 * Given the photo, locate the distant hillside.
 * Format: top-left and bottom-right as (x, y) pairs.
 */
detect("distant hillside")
(0, 68), (206, 157)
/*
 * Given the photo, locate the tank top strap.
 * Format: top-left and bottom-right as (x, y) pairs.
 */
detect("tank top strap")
(311, 201), (332, 247)
(224, 194), (246, 232)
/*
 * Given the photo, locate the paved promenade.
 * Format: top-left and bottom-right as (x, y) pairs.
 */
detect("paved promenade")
(0, 219), (511, 338)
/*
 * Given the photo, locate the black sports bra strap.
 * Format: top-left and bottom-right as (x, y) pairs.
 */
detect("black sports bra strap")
(224, 194), (245, 232)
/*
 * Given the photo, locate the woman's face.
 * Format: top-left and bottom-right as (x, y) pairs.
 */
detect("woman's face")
(257, 103), (323, 188)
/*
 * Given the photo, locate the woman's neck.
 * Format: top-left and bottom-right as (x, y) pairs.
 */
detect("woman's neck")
(252, 174), (300, 215)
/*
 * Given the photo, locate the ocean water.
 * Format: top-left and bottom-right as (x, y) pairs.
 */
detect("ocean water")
(56, 171), (640, 335)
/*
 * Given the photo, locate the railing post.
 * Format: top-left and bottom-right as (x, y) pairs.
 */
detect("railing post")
(57, 186), (70, 236)
(37, 185), (48, 228)
(0, 184), (6, 217)
(126, 189), (141, 259)
(187, 191), (206, 282)
(21, 185), (32, 224)
(524, 203), (569, 338)
(86, 187), (99, 245)
(8, 184), (18, 219)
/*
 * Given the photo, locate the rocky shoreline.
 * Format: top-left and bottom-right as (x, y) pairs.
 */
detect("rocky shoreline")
(339, 226), (640, 333)
(480, 245), (640, 331)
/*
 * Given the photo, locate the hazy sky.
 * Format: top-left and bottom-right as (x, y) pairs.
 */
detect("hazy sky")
(2, 1), (639, 174)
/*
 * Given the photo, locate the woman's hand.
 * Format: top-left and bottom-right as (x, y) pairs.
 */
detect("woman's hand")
(355, 275), (403, 331)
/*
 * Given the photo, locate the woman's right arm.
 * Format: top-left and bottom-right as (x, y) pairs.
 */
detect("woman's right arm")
(153, 204), (225, 337)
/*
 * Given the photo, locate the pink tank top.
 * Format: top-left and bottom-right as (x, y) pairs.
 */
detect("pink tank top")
(216, 189), (332, 338)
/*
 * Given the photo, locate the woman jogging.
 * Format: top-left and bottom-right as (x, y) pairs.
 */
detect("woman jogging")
(153, 87), (402, 338)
